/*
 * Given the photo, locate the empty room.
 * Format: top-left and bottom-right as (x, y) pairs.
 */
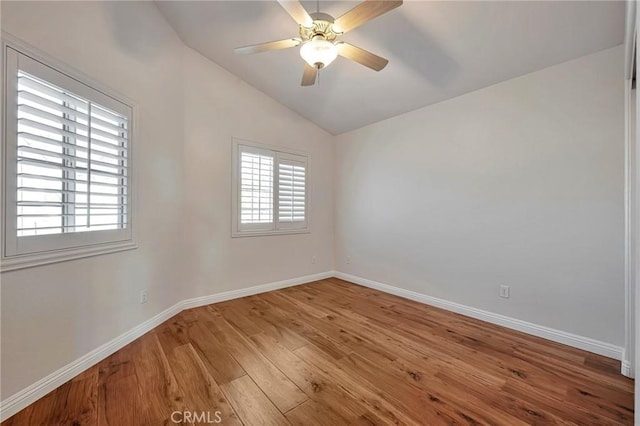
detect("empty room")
(0, 0), (638, 424)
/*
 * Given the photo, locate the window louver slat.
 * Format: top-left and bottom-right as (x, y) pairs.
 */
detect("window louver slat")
(17, 146), (128, 171)
(18, 222), (126, 232)
(18, 104), (90, 131)
(19, 90), (90, 119)
(18, 201), (123, 208)
(17, 174), (126, 190)
(19, 132), (89, 153)
(18, 117), (88, 142)
(16, 71), (128, 237)
(18, 75), (85, 106)
(17, 157), (126, 179)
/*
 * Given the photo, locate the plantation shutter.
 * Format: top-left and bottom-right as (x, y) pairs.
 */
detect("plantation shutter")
(232, 139), (308, 236)
(277, 154), (307, 228)
(239, 145), (274, 229)
(16, 71), (128, 237)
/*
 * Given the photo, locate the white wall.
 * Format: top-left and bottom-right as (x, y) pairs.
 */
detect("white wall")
(0, 0), (334, 402)
(182, 48), (334, 298)
(335, 46), (625, 346)
(0, 1), (187, 399)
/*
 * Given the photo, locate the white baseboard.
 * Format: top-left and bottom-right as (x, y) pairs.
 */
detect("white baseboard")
(620, 348), (635, 378)
(334, 272), (625, 363)
(0, 270), (334, 422)
(181, 271), (335, 310)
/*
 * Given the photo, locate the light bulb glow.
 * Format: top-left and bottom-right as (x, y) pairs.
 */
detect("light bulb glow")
(300, 38), (338, 68)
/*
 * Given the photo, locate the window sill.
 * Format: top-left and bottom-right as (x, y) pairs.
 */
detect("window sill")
(231, 228), (310, 238)
(1, 240), (137, 272)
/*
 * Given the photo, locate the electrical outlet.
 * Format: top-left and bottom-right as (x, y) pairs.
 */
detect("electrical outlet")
(311, 256), (317, 264)
(140, 289), (148, 304)
(346, 256), (351, 264)
(499, 285), (510, 299)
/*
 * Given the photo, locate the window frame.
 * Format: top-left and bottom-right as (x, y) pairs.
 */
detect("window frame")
(232, 138), (310, 237)
(1, 34), (137, 271)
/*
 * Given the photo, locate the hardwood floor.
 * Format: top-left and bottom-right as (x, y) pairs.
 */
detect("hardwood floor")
(2, 278), (634, 425)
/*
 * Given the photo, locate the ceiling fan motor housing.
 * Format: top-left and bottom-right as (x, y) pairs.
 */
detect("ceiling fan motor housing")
(300, 12), (341, 43)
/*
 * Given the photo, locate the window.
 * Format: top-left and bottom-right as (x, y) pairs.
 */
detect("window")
(232, 139), (308, 236)
(2, 43), (135, 270)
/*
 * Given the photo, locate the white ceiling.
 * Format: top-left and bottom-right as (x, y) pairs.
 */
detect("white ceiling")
(156, 1), (624, 135)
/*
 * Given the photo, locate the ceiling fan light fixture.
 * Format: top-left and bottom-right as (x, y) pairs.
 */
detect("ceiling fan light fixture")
(300, 37), (337, 69)
(235, 0), (402, 86)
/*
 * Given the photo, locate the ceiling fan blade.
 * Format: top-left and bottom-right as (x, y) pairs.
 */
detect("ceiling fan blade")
(301, 63), (317, 86)
(234, 38), (301, 55)
(277, 0), (313, 27)
(333, 0), (402, 34)
(337, 42), (389, 71)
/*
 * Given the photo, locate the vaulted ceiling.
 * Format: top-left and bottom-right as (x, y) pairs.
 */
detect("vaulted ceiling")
(156, 1), (624, 134)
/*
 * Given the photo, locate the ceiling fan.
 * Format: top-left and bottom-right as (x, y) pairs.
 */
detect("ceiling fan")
(234, 0), (403, 86)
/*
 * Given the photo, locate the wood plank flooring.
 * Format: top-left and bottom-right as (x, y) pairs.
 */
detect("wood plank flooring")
(2, 278), (635, 425)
